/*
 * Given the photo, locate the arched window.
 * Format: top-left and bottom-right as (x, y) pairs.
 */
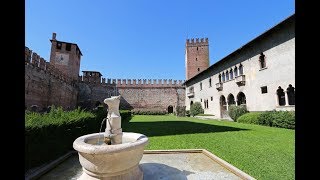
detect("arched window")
(230, 69), (234, 79)
(218, 74), (222, 83)
(237, 92), (246, 105)
(198, 68), (200, 72)
(190, 101), (194, 106)
(226, 70), (229, 81)
(209, 78), (212, 87)
(259, 52), (266, 69)
(239, 64), (243, 75)
(277, 86), (286, 106)
(287, 84), (295, 105)
(234, 66), (238, 77)
(222, 72), (225, 82)
(200, 82), (202, 90)
(227, 94), (235, 105)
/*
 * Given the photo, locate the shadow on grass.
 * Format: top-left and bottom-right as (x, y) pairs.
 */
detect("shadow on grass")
(122, 121), (249, 137)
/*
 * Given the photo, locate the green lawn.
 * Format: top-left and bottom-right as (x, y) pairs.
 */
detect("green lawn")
(122, 115), (295, 180)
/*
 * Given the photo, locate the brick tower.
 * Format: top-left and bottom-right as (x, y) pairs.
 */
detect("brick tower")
(185, 38), (209, 80)
(49, 33), (82, 81)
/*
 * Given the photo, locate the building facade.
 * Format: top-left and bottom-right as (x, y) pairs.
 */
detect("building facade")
(184, 14), (295, 119)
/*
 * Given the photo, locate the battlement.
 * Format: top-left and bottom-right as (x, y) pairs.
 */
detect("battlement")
(78, 76), (185, 88)
(186, 38), (209, 46)
(25, 46), (73, 84)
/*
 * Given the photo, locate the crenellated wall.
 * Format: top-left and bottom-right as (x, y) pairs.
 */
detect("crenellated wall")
(77, 76), (185, 112)
(25, 47), (78, 111)
(78, 76), (185, 87)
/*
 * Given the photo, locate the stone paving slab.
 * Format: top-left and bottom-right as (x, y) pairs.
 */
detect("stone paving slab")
(36, 149), (255, 180)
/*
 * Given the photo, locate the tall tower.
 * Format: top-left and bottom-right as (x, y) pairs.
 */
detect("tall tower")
(49, 33), (82, 81)
(185, 38), (209, 80)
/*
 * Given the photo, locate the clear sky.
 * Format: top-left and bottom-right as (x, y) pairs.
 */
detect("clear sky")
(26, 0), (294, 81)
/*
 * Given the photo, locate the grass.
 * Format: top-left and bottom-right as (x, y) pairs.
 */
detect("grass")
(122, 115), (294, 180)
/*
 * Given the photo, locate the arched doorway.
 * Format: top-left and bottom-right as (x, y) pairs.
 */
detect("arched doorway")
(168, 105), (173, 114)
(220, 95), (227, 118)
(237, 92), (246, 105)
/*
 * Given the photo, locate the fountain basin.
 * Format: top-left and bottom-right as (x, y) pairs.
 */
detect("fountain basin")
(73, 132), (148, 180)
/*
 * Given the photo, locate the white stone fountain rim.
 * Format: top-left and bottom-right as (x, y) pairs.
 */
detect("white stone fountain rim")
(73, 132), (148, 154)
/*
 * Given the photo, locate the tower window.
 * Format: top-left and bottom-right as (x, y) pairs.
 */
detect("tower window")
(66, 43), (71, 51)
(209, 78), (212, 87)
(196, 58), (197, 61)
(198, 68), (200, 72)
(197, 47), (198, 51)
(261, 86), (268, 94)
(211, 96), (213, 101)
(200, 82), (202, 90)
(56, 42), (62, 50)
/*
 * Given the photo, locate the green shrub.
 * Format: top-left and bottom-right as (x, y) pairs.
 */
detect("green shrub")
(176, 106), (186, 117)
(132, 110), (166, 115)
(257, 111), (275, 127)
(272, 111), (295, 129)
(120, 110), (132, 123)
(258, 110), (295, 129)
(186, 110), (190, 117)
(190, 102), (204, 116)
(228, 105), (248, 121)
(237, 112), (262, 124)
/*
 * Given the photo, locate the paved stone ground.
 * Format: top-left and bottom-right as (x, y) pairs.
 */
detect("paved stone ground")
(38, 151), (247, 180)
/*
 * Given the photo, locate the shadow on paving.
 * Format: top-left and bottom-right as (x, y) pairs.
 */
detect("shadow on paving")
(122, 121), (249, 137)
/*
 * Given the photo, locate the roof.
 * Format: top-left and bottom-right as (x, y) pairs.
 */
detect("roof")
(184, 13), (295, 85)
(50, 39), (83, 56)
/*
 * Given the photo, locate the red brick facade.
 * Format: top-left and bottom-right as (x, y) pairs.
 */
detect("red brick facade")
(185, 38), (209, 80)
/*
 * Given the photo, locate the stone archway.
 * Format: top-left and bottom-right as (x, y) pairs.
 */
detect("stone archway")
(237, 92), (246, 106)
(168, 105), (173, 114)
(220, 95), (227, 118)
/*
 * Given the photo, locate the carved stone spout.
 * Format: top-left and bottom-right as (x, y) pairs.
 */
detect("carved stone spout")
(104, 95), (123, 144)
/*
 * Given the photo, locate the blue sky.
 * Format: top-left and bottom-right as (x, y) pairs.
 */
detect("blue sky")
(26, 0), (294, 81)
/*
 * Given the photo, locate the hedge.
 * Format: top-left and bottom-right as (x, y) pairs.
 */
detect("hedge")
(25, 107), (131, 171)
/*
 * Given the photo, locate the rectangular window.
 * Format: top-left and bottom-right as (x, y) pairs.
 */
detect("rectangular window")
(66, 43), (71, 51)
(200, 83), (202, 90)
(211, 97), (213, 101)
(261, 86), (268, 94)
(56, 42), (62, 50)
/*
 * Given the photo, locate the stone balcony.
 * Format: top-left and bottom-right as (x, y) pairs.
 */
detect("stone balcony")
(187, 92), (194, 98)
(215, 82), (223, 91)
(235, 75), (245, 86)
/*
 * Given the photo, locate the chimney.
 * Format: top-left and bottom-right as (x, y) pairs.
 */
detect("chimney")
(52, 33), (56, 40)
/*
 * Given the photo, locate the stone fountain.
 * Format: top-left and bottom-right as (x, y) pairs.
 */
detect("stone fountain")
(73, 95), (148, 180)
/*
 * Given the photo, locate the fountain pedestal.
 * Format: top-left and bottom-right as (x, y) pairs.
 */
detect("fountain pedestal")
(73, 96), (148, 180)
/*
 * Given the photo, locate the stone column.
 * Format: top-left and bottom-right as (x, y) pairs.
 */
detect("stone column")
(226, 101), (229, 111)
(285, 91), (289, 106)
(275, 93), (279, 106)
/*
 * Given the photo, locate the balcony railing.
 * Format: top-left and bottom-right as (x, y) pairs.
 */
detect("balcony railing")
(187, 92), (194, 97)
(235, 75), (245, 86)
(215, 82), (223, 91)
